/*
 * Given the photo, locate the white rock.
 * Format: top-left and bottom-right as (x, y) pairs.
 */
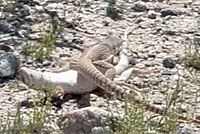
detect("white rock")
(148, 10), (157, 19)
(58, 107), (113, 134)
(132, 1), (147, 12)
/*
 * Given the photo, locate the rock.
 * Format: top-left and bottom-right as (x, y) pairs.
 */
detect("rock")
(163, 57), (176, 69)
(148, 10), (157, 19)
(163, 29), (177, 35)
(91, 126), (112, 134)
(18, 0), (39, 6)
(194, 33), (200, 46)
(161, 70), (176, 75)
(132, 1), (147, 12)
(0, 53), (20, 78)
(196, 115), (200, 121)
(178, 105), (187, 113)
(76, 93), (91, 108)
(0, 45), (14, 52)
(20, 100), (33, 108)
(35, 5), (44, 13)
(160, 8), (181, 17)
(42, 60), (51, 67)
(138, 20), (156, 29)
(102, 19), (110, 26)
(135, 17), (145, 24)
(106, 5), (122, 21)
(153, 97), (163, 105)
(45, 3), (65, 12)
(20, 5), (31, 17)
(10, 20), (21, 28)
(177, 126), (195, 134)
(17, 29), (28, 38)
(0, 20), (15, 34)
(58, 107), (113, 134)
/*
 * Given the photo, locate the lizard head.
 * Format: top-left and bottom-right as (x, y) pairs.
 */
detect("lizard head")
(106, 31), (123, 54)
(120, 48), (133, 61)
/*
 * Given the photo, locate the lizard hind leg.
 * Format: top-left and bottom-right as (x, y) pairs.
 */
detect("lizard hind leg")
(53, 85), (66, 99)
(51, 86), (74, 108)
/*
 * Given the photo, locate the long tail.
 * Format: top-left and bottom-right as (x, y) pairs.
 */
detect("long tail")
(80, 60), (200, 126)
(80, 60), (165, 113)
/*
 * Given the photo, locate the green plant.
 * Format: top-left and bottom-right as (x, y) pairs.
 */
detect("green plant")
(183, 20), (200, 69)
(106, 0), (122, 21)
(109, 98), (178, 134)
(106, 81), (180, 134)
(0, 0), (18, 13)
(22, 13), (65, 61)
(156, 112), (178, 134)
(183, 39), (200, 70)
(0, 89), (52, 134)
(22, 28), (57, 61)
(114, 100), (149, 134)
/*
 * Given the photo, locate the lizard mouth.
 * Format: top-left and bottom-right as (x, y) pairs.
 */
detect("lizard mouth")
(17, 67), (32, 86)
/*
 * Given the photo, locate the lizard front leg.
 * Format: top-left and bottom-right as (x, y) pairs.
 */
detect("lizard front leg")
(93, 60), (116, 80)
(51, 59), (80, 73)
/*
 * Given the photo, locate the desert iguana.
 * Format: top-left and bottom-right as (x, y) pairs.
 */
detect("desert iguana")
(77, 31), (143, 99)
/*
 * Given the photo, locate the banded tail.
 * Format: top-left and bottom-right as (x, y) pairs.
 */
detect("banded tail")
(80, 59), (165, 113)
(80, 60), (200, 126)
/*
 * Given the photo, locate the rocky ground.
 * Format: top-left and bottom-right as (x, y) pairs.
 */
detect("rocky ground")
(0, 0), (200, 134)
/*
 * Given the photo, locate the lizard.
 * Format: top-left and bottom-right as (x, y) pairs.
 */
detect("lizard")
(17, 46), (134, 97)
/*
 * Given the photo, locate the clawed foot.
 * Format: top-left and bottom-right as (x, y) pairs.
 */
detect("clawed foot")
(54, 86), (66, 99)
(54, 86), (77, 101)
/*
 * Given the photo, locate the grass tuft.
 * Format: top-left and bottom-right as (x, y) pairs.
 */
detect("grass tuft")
(0, 89), (53, 134)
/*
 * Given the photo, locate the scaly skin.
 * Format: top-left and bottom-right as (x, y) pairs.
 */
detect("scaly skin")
(78, 32), (147, 101)
(78, 32), (194, 125)
(78, 32), (130, 99)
